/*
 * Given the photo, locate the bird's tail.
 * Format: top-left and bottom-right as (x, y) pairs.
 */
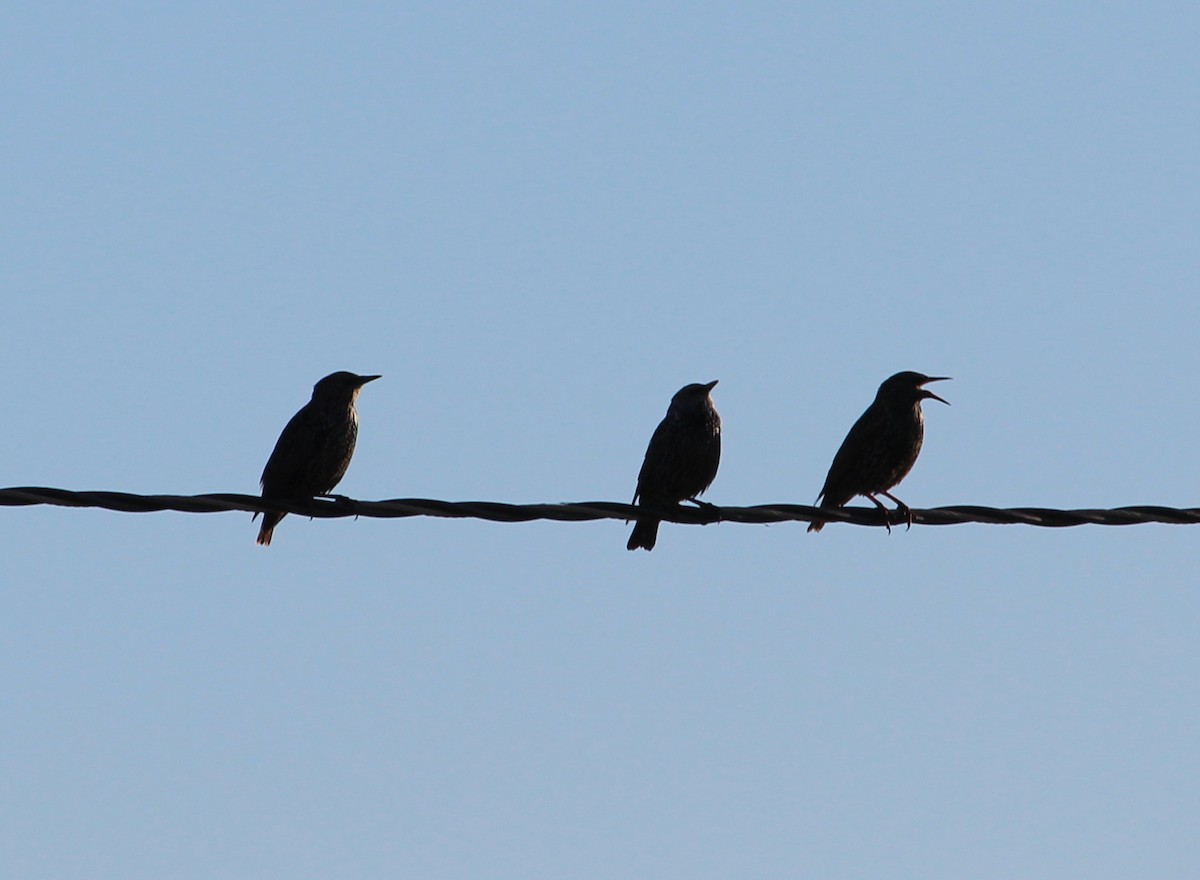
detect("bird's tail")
(627, 518), (660, 551)
(256, 512), (284, 546)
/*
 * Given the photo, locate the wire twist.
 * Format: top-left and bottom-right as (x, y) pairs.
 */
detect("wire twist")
(2, 487), (1198, 528)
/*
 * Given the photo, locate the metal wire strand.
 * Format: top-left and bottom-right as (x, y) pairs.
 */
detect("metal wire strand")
(2, 487), (1199, 528)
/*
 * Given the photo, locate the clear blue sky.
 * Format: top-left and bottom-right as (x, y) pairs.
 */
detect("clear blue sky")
(4, 2), (1200, 877)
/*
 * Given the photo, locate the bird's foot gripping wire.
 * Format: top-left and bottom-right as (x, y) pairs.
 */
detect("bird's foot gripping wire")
(865, 494), (893, 534)
(315, 494), (358, 518)
(882, 491), (914, 530)
(688, 499), (722, 524)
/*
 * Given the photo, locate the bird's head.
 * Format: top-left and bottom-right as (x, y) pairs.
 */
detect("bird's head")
(668, 379), (719, 414)
(876, 371), (950, 406)
(312, 371), (382, 401)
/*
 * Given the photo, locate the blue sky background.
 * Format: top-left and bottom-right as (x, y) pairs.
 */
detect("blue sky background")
(4, 2), (1200, 877)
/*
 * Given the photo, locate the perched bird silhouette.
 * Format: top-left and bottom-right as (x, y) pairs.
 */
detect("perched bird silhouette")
(808, 371), (950, 533)
(628, 380), (722, 551)
(255, 371), (381, 546)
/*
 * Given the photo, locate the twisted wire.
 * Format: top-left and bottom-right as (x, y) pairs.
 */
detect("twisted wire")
(2, 487), (1198, 528)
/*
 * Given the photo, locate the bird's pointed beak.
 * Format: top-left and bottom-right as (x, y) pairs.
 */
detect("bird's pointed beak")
(357, 374), (382, 386)
(921, 377), (950, 405)
(703, 380), (719, 393)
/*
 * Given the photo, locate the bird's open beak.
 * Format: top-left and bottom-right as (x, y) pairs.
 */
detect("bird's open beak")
(703, 380), (719, 392)
(921, 376), (950, 405)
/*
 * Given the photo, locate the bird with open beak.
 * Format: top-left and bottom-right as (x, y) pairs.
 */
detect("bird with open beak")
(808, 371), (950, 533)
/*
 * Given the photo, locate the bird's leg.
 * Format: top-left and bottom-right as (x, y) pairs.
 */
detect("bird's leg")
(881, 491), (913, 530)
(864, 494), (892, 534)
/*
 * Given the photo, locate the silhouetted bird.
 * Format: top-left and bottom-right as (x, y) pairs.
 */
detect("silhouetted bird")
(255, 371), (381, 546)
(808, 371), (950, 533)
(628, 380), (722, 551)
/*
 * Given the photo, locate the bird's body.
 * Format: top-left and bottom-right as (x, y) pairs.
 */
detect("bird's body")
(808, 371), (949, 533)
(628, 380), (721, 551)
(256, 371), (380, 546)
